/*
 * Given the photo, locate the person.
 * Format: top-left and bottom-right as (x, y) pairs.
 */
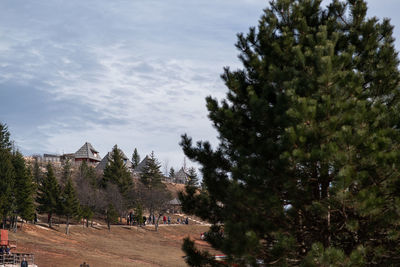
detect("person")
(0, 246), (4, 254)
(177, 218), (180, 224)
(129, 212), (133, 226)
(185, 217), (189, 225)
(163, 216), (166, 224)
(80, 261), (90, 267)
(34, 213), (38, 224)
(21, 257), (28, 267)
(143, 216), (146, 226)
(167, 216), (171, 225)
(5, 247), (10, 255)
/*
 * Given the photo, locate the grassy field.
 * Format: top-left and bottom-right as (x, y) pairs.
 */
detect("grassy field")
(9, 221), (212, 267)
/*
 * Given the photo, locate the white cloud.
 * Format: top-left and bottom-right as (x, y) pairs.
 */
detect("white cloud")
(2, 0), (400, 171)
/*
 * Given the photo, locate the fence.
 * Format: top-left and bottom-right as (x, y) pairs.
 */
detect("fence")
(0, 253), (34, 265)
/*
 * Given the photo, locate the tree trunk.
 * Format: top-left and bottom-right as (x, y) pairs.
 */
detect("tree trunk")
(48, 213), (52, 228)
(13, 216), (17, 233)
(10, 216), (14, 231)
(155, 214), (162, 232)
(20, 219), (24, 231)
(107, 219), (110, 231)
(66, 216), (69, 235)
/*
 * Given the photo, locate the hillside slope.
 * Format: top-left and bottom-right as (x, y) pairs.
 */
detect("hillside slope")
(10, 223), (211, 267)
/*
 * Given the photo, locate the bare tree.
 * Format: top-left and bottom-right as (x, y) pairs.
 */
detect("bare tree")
(163, 158), (169, 177)
(75, 165), (105, 227)
(136, 182), (171, 231)
(105, 183), (126, 224)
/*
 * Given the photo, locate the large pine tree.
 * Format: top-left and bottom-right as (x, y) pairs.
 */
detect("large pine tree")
(180, 0), (400, 265)
(103, 145), (132, 196)
(61, 159), (72, 186)
(60, 178), (80, 235)
(187, 167), (199, 187)
(139, 151), (168, 220)
(37, 163), (61, 228)
(0, 148), (14, 228)
(79, 160), (97, 188)
(33, 157), (42, 185)
(0, 123), (11, 150)
(169, 167), (175, 178)
(12, 151), (35, 229)
(132, 148), (140, 169)
(0, 123), (14, 229)
(140, 151), (163, 189)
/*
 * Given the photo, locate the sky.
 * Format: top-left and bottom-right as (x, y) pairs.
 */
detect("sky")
(1, 0), (400, 173)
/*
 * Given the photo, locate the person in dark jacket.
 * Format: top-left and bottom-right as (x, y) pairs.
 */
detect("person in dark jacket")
(20, 257), (28, 267)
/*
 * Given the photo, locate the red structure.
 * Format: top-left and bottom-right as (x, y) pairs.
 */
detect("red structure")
(0, 230), (8, 246)
(0, 230), (16, 248)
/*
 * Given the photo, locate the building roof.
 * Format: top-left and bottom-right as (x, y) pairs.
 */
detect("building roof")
(74, 142), (101, 162)
(134, 155), (150, 173)
(43, 154), (60, 158)
(96, 148), (132, 171)
(175, 167), (189, 183)
(169, 198), (181, 205)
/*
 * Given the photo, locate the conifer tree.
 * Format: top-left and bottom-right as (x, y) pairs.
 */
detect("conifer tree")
(169, 167), (175, 178)
(33, 157), (42, 185)
(180, 0), (400, 265)
(103, 145), (132, 196)
(187, 167), (199, 187)
(105, 204), (118, 231)
(0, 149), (15, 229)
(134, 203), (144, 226)
(37, 163), (60, 228)
(139, 151), (166, 218)
(80, 205), (93, 228)
(61, 159), (72, 186)
(12, 151), (35, 229)
(0, 123), (14, 229)
(60, 178), (80, 235)
(79, 160), (97, 188)
(140, 151), (163, 189)
(0, 123), (11, 150)
(132, 148), (140, 169)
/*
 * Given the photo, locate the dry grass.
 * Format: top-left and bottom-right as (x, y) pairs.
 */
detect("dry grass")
(9, 222), (212, 267)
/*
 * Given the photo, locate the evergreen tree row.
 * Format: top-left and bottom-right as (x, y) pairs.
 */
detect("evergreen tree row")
(0, 123), (35, 231)
(0, 123), (175, 234)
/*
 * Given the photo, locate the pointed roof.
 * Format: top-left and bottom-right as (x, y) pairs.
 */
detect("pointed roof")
(95, 148), (132, 171)
(74, 142), (101, 162)
(134, 155), (150, 173)
(175, 167), (189, 184)
(175, 167), (188, 178)
(169, 198), (181, 205)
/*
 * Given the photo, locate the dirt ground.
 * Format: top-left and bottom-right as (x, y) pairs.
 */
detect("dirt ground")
(9, 221), (212, 267)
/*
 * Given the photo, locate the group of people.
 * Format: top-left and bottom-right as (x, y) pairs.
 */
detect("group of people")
(177, 217), (189, 225)
(162, 215), (171, 224)
(126, 212), (190, 226)
(0, 246), (11, 255)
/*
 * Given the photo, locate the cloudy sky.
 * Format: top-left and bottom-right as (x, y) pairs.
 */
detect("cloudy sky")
(1, 0), (399, 172)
